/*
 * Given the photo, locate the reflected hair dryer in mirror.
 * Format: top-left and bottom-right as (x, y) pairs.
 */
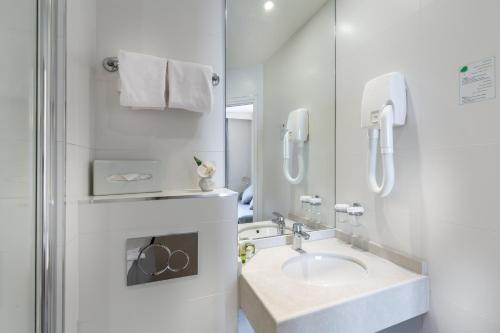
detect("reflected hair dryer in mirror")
(283, 108), (309, 184)
(361, 72), (407, 197)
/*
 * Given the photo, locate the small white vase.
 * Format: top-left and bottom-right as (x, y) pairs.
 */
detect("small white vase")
(199, 176), (215, 192)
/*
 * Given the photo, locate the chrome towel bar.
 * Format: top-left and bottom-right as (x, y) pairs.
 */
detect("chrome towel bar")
(102, 56), (220, 86)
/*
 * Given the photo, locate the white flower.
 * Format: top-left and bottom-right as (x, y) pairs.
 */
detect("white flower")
(197, 161), (216, 178)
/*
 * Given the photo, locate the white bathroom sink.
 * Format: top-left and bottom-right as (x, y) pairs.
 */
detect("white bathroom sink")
(282, 253), (368, 286)
(238, 224), (292, 240)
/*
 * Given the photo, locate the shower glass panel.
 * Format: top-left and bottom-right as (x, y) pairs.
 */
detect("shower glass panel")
(0, 0), (37, 332)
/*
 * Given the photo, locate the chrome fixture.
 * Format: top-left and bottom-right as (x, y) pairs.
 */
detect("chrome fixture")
(334, 203), (349, 213)
(38, 0), (64, 331)
(335, 203), (365, 243)
(102, 56), (119, 72)
(271, 212), (286, 235)
(335, 202), (365, 216)
(347, 203), (365, 216)
(126, 232), (198, 286)
(102, 56), (221, 86)
(292, 223), (310, 252)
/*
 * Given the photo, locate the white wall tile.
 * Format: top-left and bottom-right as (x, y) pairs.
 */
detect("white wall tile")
(336, 0), (419, 60)
(66, 0), (96, 148)
(65, 142), (91, 333)
(0, 30), (35, 202)
(419, 0), (500, 149)
(421, 221), (500, 323)
(0, 198), (35, 333)
(187, 292), (238, 333)
(64, 239), (79, 333)
(0, 140), (34, 199)
(66, 144), (92, 201)
(421, 145), (500, 233)
(0, 0), (35, 33)
(0, 30), (36, 100)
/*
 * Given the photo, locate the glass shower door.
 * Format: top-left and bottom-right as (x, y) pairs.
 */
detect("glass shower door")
(0, 0), (37, 332)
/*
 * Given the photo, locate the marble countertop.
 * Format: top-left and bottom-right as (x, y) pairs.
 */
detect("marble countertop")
(240, 238), (429, 333)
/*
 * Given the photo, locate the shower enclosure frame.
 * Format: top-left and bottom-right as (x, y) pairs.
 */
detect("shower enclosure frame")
(36, 0), (65, 332)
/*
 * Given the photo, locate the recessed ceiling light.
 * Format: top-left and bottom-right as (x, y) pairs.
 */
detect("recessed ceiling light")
(264, 1), (275, 12)
(338, 24), (354, 34)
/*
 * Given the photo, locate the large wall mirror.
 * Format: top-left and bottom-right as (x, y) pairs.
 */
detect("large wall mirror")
(226, 0), (336, 240)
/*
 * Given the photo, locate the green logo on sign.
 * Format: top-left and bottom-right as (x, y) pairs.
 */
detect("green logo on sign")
(460, 65), (469, 73)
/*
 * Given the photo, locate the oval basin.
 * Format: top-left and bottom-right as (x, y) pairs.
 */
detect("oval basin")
(282, 253), (368, 287)
(238, 224), (292, 240)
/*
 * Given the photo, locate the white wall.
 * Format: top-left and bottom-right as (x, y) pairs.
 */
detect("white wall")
(65, 0), (228, 331)
(227, 119), (252, 193)
(336, 0), (500, 331)
(227, 65), (264, 217)
(65, 0), (97, 331)
(227, 65), (264, 103)
(93, 0), (226, 190)
(0, 1), (36, 332)
(263, 1), (335, 225)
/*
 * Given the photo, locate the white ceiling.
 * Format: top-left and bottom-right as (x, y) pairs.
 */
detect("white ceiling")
(227, 0), (329, 69)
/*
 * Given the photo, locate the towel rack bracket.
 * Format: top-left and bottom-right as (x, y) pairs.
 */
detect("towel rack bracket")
(212, 73), (220, 86)
(103, 57), (119, 72)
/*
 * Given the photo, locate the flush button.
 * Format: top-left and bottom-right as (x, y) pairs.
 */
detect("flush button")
(136, 243), (171, 276)
(167, 250), (190, 273)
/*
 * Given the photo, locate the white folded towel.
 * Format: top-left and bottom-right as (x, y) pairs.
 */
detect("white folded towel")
(167, 59), (213, 113)
(118, 50), (167, 109)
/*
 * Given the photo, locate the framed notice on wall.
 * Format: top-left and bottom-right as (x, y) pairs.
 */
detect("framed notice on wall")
(459, 56), (496, 105)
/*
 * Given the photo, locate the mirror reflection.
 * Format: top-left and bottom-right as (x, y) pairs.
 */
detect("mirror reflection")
(226, 0), (336, 240)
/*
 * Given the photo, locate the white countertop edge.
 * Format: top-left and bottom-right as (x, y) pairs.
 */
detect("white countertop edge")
(276, 276), (429, 333)
(277, 274), (429, 324)
(241, 272), (428, 325)
(79, 188), (237, 204)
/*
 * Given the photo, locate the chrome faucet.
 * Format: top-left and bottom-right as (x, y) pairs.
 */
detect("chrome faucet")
(292, 223), (310, 252)
(271, 212), (286, 235)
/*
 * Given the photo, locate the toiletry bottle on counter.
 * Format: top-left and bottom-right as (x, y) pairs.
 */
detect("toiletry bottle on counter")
(309, 196), (322, 224)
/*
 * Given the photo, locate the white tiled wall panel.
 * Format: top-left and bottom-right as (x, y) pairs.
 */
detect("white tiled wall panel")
(65, 0), (226, 332)
(65, 0), (97, 331)
(0, 1), (36, 332)
(77, 194), (238, 333)
(336, 0), (500, 331)
(0, 198), (35, 333)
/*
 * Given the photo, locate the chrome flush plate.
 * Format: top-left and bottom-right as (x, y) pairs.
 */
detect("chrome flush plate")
(126, 232), (198, 286)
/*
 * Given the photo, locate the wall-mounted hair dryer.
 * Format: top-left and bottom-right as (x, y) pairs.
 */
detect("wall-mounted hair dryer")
(361, 72), (407, 197)
(283, 108), (309, 184)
